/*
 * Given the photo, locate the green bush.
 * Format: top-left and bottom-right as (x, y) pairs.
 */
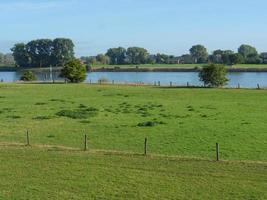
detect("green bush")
(20, 71), (37, 82)
(199, 64), (228, 87)
(60, 59), (86, 83)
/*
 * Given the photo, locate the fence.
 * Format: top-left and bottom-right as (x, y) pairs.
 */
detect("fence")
(4, 130), (224, 162)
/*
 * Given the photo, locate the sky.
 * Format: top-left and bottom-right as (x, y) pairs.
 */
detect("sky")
(0, 0), (267, 56)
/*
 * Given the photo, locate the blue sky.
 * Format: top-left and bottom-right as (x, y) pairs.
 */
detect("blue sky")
(0, 0), (267, 56)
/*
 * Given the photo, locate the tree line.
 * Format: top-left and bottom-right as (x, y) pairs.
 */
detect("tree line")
(4, 38), (267, 68)
(10, 38), (75, 68)
(0, 53), (15, 66)
(81, 44), (267, 66)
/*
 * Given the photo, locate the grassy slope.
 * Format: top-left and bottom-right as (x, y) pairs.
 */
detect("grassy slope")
(91, 63), (267, 69)
(0, 84), (266, 161)
(0, 146), (266, 200)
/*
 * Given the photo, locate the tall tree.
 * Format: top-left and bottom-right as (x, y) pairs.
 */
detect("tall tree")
(26, 39), (53, 67)
(106, 47), (126, 65)
(52, 38), (75, 66)
(126, 47), (149, 64)
(96, 54), (110, 64)
(238, 44), (258, 59)
(11, 43), (30, 67)
(189, 45), (208, 63)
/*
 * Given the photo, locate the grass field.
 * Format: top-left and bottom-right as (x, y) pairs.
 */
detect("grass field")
(0, 146), (266, 200)
(0, 84), (266, 161)
(0, 84), (266, 199)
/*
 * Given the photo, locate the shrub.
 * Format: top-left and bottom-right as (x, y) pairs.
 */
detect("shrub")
(60, 59), (86, 83)
(199, 64), (228, 87)
(20, 71), (37, 82)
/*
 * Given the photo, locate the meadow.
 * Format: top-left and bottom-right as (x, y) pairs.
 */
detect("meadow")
(0, 84), (267, 160)
(0, 83), (267, 199)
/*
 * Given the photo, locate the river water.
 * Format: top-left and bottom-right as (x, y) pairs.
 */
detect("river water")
(0, 71), (266, 88)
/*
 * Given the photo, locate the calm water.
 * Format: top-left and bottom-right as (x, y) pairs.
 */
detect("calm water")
(0, 71), (267, 88)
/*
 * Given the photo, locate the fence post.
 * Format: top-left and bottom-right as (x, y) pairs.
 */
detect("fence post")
(26, 130), (30, 146)
(237, 83), (240, 89)
(216, 143), (219, 161)
(170, 81), (172, 87)
(158, 81), (160, 86)
(144, 138), (148, 156)
(187, 82), (189, 87)
(84, 134), (87, 151)
(257, 84), (260, 90)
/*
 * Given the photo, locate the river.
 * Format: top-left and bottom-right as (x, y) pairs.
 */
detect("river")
(0, 71), (266, 88)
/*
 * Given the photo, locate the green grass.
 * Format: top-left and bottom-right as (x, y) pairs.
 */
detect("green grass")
(91, 64), (206, 69)
(232, 64), (267, 68)
(1, 84), (267, 199)
(91, 63), (267, 69)
(0, 84), (266, 161)
(0, 146), (266, 200)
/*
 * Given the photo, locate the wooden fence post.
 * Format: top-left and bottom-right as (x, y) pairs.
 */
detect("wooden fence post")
(144, 138), (148, 156)
(84, 134), (87, 151)
(26, 130), (30, 146)
(216, 143), (219, 161)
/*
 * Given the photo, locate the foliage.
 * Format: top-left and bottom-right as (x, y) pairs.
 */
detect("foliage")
(11, 38), (74, 68)
(0, 53), (15, 66)
(238, 44), (258, 59)
(126, 47), (149, 64)
(60, 59), (86, 83)
(199, 64), (228, 87)
(106, 47), (127, 65)
(229, 53), (244, 65)
(20, 71), (37, 81)
(189, 45), (208, 63)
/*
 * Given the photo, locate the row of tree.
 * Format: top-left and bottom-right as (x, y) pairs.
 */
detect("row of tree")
(11, 38), (75, 68)
(0, 53), (15, 66)
(81, 44), (267, 66)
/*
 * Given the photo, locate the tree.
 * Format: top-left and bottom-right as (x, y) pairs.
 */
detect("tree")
(52, 38), (75, 66)
(126, 47), (149, 64)
(26, 39), (53, 67)
(60, 59), (86, 83)
(260, 53), (267, 64)
(155, 53), (170, 64)
(11, 43), (30, 67)
(106, 47), (126, 65)
(11, 38), (75, 68)
(96, 54), (110, 64)
(199, 64), (228, 87)
(20, 71), (37, 81)
(189, 45), (208, 63)
(238, 44), (258, 59)
(229, 53), (244, 65)
(246, 53), (262, 64)
(221, 50), (235, 65)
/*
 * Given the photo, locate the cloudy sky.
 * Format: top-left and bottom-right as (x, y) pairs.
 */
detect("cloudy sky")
(0, 0), (267, 56)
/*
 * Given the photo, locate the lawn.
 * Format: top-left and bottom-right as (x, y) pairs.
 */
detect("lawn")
(0, 146), (266, 200)
(0, 84), (266, 161)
